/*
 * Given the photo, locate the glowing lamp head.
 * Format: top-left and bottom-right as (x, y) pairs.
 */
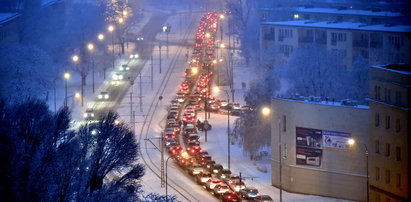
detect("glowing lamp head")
(261, 107), (271, 116)
(98, 33), (104, 40)
(348, 139), (355, 146)
(108, 25), (115, 32)
(72, 55), (79, 63)
(191, 67), (198, 75)
(213, 87), (220, 93)
(64, 72), (70, 80)
(87, 43), (94, 51)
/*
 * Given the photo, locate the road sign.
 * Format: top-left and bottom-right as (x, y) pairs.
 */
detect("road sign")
(203, 123), (211, 131)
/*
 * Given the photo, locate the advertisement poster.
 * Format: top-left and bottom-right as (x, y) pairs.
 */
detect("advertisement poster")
(296, 127), (323, 167)
(323, 130), (351, 149)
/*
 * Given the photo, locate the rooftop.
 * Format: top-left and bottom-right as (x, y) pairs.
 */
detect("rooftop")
(261, 20), (411, 33)
(372, 64), (411, 75)
(295, 7), (405, 17)
(273, 95), (369, 110)
(0, 13), (19, 24)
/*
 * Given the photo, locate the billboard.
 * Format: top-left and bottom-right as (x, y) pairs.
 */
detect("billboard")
(295, 127), (351, 167)
(323, 130), (351, 149)
(296, 127), (323, 167)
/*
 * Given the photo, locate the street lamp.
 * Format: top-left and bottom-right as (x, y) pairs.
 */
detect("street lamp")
(108, 25), (115, 69)
(213, 87), (231, 169)
(98, 33), (104, 41)
(87, 43), (95, 93)
(261, 107), (282, 202)
(166, 151), (188, 201)
(347, 138), (369, 202)
(64, 72), (70, 108)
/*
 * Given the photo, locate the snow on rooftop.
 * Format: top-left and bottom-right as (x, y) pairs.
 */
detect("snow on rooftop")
(262, 20), (411, 33)
(372, 64), (411, 76)
(295, 7), (404, 17)
(0, 13), (19, 24)
(42, 0), (62, 6)
(273, 96), (370, 110)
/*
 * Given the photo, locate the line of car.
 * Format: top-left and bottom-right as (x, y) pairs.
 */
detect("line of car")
(161, 11), (273, 202)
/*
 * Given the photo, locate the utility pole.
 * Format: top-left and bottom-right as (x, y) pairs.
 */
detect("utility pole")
(129, 78), (134, 124)
(279, 119), (283, 202)
(151, 55), (154, 89)
(139, 73), (143, 112)
(159, 43), (162, 74)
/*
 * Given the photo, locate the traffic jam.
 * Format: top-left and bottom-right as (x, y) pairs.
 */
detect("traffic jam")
(162, 11), (272, 202)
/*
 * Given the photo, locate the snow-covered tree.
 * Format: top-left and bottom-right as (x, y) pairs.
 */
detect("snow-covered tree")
(276, 45), (349, 100)
(0, 44), (55, 102)
(0, 100), (169, 201)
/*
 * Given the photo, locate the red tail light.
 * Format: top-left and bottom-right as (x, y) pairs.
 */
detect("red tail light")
(228, 195), (232, 199)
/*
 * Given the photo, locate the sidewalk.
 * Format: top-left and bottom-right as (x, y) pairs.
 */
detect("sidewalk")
(46, 11), (153, 124)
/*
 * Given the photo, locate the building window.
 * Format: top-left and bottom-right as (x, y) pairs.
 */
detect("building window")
(396, 173), (401, 188)
(264, 27), (275, 41)
(279, 44), (293, 57)
(375, 113), (380, 127)
(331, 32), (347, 45)
(376, 194), (381, 202)
(278, 29), (293, 41)
(375, 86), (381, 100)
(375, 140), (380, 154)
(396, 147), (401, 161)
(395, 91), (402, 106)
(282, 115), (286, 132)
(385, 116), (390, 129)
(385, 143), (390, 157)
(388, 35), (404, 50)
(376, 167), (380, 180)
(384, 88), (391, 103)
(386, 170), (391, 184)
(395, 119), (400, 133)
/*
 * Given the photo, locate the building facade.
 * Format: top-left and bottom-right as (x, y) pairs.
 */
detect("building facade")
(260, 20), (411, 68)
(0, 13), (20, 47)
(368, 64), (410, 202)
(270, 97), (370, 201)
(294, 7), (411, 25)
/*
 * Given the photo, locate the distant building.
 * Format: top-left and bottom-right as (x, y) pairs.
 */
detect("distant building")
(368, 64), (410, 201)
(260, 20), (411, 68)
(294, 7), (411, 25)
(0, 13), (20, 47)
(270, 96), (369, 201)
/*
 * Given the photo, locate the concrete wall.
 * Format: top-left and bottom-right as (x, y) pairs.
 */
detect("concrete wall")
(271, 98), (369, 201)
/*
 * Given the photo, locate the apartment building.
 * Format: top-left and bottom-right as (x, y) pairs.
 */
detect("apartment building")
(0, 13), (20, 47)
(270, 96), (370, 201)
(294, 7), (411, 25)
(260, 20), (411, 68)
(368, 64), (410, 202)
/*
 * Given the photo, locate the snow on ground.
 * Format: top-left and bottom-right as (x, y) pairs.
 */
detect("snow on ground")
(50, 3), (353, 201)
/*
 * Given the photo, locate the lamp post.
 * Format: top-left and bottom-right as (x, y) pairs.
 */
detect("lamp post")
(97, 33), (107, 79)
(348, 139), (369, 202)
(108, 25), (115, 69)
(261, 107), (281, 201)
(87, 43), (95, 93)
(64, 72), (70, 108)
